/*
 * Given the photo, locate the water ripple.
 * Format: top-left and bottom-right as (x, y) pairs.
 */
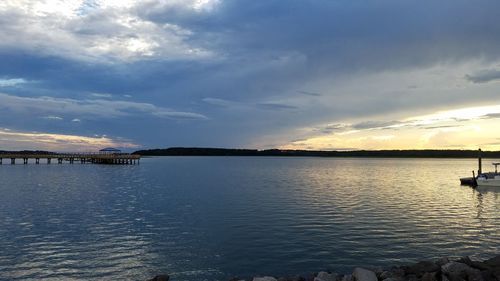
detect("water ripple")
(0, 158), (499, 280)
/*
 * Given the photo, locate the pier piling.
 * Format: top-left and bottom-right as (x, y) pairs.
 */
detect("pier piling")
(0, 153), (140, 166)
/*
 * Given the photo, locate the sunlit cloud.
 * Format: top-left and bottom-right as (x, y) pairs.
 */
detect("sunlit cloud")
(0, 78), (27, 87)
(90, 93), (113, 98)
(404, 105), (500, 125)
(42, 115), (63, 120)
(0, 0), (215, 62)
(0, 127), (138, 151)
(278, 104), (500, 151)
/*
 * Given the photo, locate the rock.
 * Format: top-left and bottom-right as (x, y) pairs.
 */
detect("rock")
(253, 277), (278, 281)
(457, 257), (473, 266)
(406, 274), (419, 281)
(352, 268), (377, 281)
(391, 268), (406, 278)
(293, 276), (306, 281)
(493, 270), (500, 281)
(278, 276), (305, 281)
(406, 261), (440, 276)
(480, 270), (498, 281)
(315, 272), (337, 281)
(437, 258), (451, 267)
(421, 272), (438, 281)
(441, 262), (483, 281)
(380, 268), (405, 281)
(148, 275), (169, 281)
(483, 256), (500, 268)
(366, 267), (384, 278)
(379, 271), (392, 280)
(229, 278), (245, 281)
(471, 256), (500, 281)
(381, 278), (401, 281)
(470, 261), (491, 271)
(342, 274), (353, 281)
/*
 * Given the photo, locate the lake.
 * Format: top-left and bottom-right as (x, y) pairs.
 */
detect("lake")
(0, 157), (499, 280)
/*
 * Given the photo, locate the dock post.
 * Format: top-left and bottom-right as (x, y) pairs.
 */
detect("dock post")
(47, 158), (51, 164)
(23, 158), (28, 165)
(11, 158), (15, 165)
(35, 158), (40, 164)
(478, 148), (482, 175)
(0, 158), (2, 165)
(58, 158), (62, 164)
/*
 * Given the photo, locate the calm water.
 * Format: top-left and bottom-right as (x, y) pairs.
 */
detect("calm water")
(0, 157), (499, 280)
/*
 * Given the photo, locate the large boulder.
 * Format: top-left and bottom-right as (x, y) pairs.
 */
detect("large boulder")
(379, 268), (405, 281)
(352, 268), (377, 281)
(315, 272), (337, 281)
(441, 262), (483, 281)
(437, 258), (451, 267)
(421, 272), (438, 281)
(469, 255), (500, 281)
(405, 261), (440, 276)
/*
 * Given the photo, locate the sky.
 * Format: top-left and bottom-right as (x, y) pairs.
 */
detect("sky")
(1, 0), (500, 151)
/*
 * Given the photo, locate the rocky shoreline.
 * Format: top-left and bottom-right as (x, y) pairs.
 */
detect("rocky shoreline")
(148, 255), (500, 281)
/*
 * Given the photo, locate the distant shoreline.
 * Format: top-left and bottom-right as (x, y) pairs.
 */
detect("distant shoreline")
(132, 148), (500, 158)
(2, 148), (497, 158)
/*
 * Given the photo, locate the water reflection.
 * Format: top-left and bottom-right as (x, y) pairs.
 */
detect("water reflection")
(0, 158), (499, 280)
(474, 191), (484, 220)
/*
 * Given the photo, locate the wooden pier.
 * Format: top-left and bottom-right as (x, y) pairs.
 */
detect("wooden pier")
(0, 153), (140, 165)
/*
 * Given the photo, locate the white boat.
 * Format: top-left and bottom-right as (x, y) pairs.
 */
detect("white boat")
(476, 163), (500, 187)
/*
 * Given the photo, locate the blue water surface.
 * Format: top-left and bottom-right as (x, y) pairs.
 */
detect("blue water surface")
(0, 157), (499, 280)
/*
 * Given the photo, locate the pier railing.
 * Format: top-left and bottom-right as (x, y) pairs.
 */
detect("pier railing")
(0, 153), (140, 165)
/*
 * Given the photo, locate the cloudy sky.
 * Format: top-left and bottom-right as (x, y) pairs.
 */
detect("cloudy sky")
(1, 0), (500, 151)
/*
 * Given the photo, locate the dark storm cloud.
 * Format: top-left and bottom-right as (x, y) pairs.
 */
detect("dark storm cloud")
(140, 0), (500, 72)
(466, 69), (500, 84)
